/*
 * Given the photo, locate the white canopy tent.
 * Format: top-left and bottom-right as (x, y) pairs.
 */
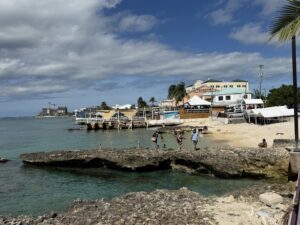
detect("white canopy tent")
(186, 96), (211, 106)
(246, 105), (297, 124)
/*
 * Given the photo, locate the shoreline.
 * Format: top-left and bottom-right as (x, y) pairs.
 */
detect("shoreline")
(0, 182), (294, 225)
(179, 118), (295, 148)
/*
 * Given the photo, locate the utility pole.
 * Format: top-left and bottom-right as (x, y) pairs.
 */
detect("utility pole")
(259, 65), (264, 99)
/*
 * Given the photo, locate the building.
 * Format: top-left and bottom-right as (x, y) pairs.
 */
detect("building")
(203, 79), (249, 92)
(203, 88), (251, 106)
(186, 80), (203, 93)
(186, 79), (249, 93)
(57, 106), (68, 116)
(38, 106), (68, 117)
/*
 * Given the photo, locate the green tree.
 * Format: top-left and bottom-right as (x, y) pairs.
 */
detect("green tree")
(149, 97), (156, 106)
(270, 0), (300, 146)
(174, 82), (187, 104)
(99, 101), (111, 110)
(130, 104), (136, 109)
(267, 85), (300, 107)
(168, 84), (177, 99)
(137, 97), (148, 108)
(167, 82), (187, 105)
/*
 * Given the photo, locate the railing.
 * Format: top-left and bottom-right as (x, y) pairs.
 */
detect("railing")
(185, 109), (210, 113)
(289, 172), (300, 225)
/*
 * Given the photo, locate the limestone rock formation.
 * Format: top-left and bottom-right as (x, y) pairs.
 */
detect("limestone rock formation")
(21, 147), (289, 179)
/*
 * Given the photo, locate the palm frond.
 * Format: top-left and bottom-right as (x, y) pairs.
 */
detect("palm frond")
(270, 0), (300, 42)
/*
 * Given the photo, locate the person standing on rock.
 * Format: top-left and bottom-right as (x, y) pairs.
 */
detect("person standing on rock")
(152, 131), (159, 150)
(176, 131), (184, 150)
(191, 129), (199, 150)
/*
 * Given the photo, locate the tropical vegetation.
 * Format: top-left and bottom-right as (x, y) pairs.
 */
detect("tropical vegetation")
(266, 85), (300, 107)
(270, 0), (300, 145)
(137, 97), (148, 108)
(167, 82), (187, 105)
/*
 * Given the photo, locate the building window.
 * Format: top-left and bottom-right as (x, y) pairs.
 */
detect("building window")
(210, 85), (214, 88)
(218, 96), (223, 101)
(242, 85), (246, 87)
(216, 85), (220, 88)
(226, 96), (231, 100)
(244, 94), (248, 99)
(237, 85), (241, 88)
(223, 85), (228, 88)
(229, 85), (233, 88)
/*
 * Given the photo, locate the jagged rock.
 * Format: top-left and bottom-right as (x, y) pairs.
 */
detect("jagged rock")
(217, 195), (235, 203)
(259, 192), (283, 206)
(0, 157), (9, 163)
(20, 147), (289, 179)
(0, 188), (216, 225)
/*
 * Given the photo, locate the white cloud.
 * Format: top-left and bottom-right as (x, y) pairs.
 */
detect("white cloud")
(118, 14), (158, 32)
(0, 0), (293, 100)
(254, 0), (284, 16)
(208, 0), (246, 25)
(229, 24), (269, 44)
(229, 23), (285, 46)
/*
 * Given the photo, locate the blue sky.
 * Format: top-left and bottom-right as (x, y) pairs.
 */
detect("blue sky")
(0, 0), (296, 116)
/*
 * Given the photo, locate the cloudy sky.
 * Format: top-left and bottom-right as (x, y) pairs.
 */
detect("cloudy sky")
(0, 0), (295, 116)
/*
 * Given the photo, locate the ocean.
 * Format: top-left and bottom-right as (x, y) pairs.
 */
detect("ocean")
(0, 117), (263, 216)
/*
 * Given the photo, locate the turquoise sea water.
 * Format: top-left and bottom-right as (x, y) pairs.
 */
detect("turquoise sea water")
(0, 117), (263, 216)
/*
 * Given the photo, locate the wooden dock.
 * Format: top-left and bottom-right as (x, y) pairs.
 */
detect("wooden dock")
(86, 118), (147, 130)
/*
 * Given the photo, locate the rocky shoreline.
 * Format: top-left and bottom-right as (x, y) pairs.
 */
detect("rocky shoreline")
(0, 182), (294, 225)
(21, 147), (289, 179)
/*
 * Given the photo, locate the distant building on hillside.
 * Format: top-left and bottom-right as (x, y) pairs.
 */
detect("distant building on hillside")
(186, 79), (249, 93)
(38, 106), (68, 117)
(203, 79), (249, 92)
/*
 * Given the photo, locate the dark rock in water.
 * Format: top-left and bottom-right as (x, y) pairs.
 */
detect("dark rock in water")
(20, 147), (289, 179)
(0, 188), (216, 225)
(0, 157), (9, 163)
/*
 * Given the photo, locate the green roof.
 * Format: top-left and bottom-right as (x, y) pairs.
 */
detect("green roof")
(232, 79), (248, 82)
(203, 79), (222, 83)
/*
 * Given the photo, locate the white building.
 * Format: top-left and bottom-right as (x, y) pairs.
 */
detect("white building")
(203, 88), (251, 106)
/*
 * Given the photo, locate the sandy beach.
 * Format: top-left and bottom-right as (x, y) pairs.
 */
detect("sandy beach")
(181, 118), (295, 148)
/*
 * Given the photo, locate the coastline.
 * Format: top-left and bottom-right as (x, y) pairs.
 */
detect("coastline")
(180, 118), (295, 148)
(0, 182), (294, 225)
(1, 118), (296, 224)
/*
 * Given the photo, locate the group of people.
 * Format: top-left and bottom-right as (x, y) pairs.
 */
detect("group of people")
(152, 128), (203, 150)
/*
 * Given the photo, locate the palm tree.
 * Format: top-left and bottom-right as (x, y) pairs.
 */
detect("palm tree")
(149, 97), (156, 107)
(174, 82), (187, 105)
(270, 0), (300, 148)
(168, 84), (177, 99)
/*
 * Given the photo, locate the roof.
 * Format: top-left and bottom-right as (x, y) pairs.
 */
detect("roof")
(203, 88), (249, 96)
(203, 79), (222, 83)
(243, 99), (264, 105)
(112, 104), (132, 109)
(185, 95), (211, 106)
(232, 79), (248, 82)
(248, 106), (296, 118)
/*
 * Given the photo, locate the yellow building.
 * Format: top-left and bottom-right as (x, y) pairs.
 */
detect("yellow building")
(203, 79), (248, 91)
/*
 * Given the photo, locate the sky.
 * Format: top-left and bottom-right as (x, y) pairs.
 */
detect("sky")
(0, 0), (296, 117)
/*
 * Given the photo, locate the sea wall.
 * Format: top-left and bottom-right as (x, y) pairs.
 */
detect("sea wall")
(21, 147), (289, 179)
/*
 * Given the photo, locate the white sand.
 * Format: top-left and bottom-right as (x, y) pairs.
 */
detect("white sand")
(181, 118), (295, 148)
